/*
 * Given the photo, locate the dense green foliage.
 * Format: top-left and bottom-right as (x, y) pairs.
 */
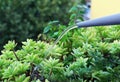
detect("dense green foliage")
(1, 0), (120, 82)
(0, 26), (120, 82)
(0, 0), (75, 50)
(0, 39), (66, 82)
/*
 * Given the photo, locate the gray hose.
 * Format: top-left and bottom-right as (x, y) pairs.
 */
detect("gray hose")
(76, 13), (120, 27)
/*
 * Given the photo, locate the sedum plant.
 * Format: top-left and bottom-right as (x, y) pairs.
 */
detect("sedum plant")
(43, 23), (120, 81)
(0, 25), (120, 82)
(40, 57), (64, 82)
(0, 39), (66, 82)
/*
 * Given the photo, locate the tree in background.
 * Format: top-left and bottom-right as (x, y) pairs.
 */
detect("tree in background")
(0, 0), (79, 50)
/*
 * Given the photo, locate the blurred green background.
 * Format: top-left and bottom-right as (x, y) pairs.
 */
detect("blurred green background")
(0, 0), (84, 50)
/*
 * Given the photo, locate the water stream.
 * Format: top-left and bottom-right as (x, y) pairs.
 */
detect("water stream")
(45, 25), (78, 56)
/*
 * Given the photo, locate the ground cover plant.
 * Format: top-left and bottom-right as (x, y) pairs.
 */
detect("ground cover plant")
(0, 0), (120, 81)
(0, 25), (120, 82)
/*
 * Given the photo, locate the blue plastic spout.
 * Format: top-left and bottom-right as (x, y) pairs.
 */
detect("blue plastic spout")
(76, 13), (120, 27)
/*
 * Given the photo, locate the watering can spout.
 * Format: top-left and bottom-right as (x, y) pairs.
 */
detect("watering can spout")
(76, 13), (120, 27)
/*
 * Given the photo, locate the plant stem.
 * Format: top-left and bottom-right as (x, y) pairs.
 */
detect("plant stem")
(49, 69), (52, 81)
(13, 49), (20, 61)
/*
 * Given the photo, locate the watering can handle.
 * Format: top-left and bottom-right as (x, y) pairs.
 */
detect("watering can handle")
(76, 13), (120, 27)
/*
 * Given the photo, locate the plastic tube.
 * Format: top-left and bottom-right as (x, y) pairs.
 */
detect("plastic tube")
(76, 13), (120, 27)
